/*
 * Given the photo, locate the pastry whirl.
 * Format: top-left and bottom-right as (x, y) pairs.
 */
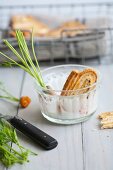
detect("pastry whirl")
(10, 15), (50, 37)
(61, 68), (97, 96)
(46, 20), (87, 38)
(101, 123), (113, 129)
(98, 112), (113, 129)
(61, 70), (79, 96)
(98, 112), (113, 119)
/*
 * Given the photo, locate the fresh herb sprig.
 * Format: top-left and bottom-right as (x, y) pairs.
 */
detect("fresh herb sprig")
(0, 30), (46, 88)
(0, 81), (31, 108)
(0, 81), (19, 102)
(0, 119), (37, 167)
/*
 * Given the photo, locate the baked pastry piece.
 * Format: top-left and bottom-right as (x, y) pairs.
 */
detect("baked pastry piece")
(9, 30), (31, 38)
(46, 20), (87, 38)
(98, 112), (113, 119)
(61, 68), (97, 96)
(61, 70), (79, 96)
(10, 15), (50, 37)
(98, 112), (113, 129)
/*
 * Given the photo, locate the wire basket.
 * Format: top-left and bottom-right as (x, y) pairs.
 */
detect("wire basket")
(0, 3), (113, 65)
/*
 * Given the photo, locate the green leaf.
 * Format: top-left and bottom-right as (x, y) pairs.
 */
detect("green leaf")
(0, 119), (37, 167)
(0, 30), (46, 88)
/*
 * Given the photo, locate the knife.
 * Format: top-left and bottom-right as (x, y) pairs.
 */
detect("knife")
(0, 113), (58, 150)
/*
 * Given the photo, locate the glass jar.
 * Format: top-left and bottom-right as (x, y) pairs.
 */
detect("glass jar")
(35, 65), (100, 124)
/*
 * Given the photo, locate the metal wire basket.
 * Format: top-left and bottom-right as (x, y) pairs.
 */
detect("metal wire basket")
(0, 3), (113, 65)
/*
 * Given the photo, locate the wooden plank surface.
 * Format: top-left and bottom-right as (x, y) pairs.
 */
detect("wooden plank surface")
(0, 65), (113, 170)
(9, 72), (83, 170)
(0, 68), (24, 170)
(82, 65), (113, 170)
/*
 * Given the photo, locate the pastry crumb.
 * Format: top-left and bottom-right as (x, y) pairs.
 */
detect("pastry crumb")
(98, 111), (113, 129)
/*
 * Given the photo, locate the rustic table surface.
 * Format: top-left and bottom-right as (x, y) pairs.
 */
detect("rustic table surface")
(0, 64), (113, 170)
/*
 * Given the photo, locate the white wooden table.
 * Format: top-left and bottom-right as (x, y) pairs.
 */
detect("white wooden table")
(0, 64), (113, 170)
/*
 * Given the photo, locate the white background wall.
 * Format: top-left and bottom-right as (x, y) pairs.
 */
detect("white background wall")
(0, 0), (113, 6)
(0, 0), (113, 63)
(0, 0), (113, 28)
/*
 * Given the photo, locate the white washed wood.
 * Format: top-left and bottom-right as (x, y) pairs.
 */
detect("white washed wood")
(0, 68), (24, 116)
(2, 64), (113, 170)
(0, 68), (24, 170)
(9, 72), (83, 170)
(82, 65), (113, 170)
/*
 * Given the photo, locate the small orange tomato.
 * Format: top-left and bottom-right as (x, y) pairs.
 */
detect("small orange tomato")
(20, 96), (31, 108)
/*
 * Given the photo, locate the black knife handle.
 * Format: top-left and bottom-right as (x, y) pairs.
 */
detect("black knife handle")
(9, 116), (58, 150)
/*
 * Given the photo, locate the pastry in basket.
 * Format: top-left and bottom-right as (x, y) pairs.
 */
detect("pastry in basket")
(9, 30), (31, 38)
(61, 68), (97, 96)
(10, 15), (50, 37)
(46, 20), (87, 38)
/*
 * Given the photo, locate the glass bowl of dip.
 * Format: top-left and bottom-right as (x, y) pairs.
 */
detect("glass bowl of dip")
(35, 64), (100, 124)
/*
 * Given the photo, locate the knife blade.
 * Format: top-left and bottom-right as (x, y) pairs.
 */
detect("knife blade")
(0, 113), (58, 150)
